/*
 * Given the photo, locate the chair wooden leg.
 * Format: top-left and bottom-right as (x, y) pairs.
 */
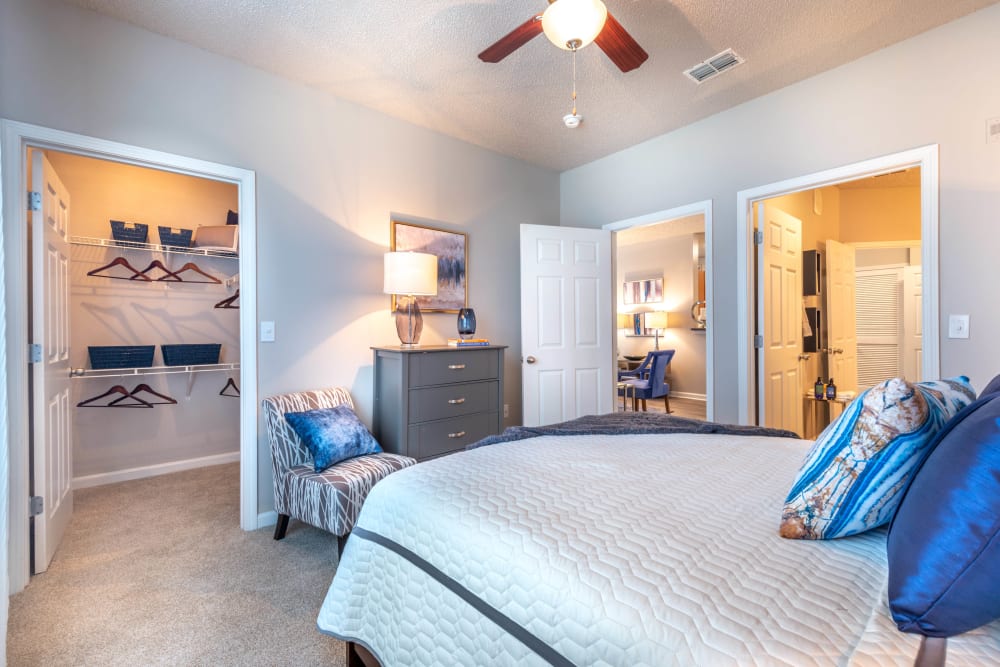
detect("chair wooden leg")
(273, 514), (290, 540)
(641, 399), (647, 412)
(664, 396), (671, 413)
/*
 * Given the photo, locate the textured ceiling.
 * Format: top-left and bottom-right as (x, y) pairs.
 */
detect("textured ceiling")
(63, 0), (998, 171)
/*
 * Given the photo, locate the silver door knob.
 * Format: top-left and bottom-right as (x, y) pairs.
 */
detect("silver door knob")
(525, 356), (537, 364)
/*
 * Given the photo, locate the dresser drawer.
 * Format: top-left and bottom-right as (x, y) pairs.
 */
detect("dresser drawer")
(408, 412), (500, 459)
(408, 381), (499, 423)
(408, 349), (499, 387)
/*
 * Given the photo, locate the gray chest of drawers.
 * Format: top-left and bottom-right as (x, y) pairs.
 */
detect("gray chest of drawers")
(372, 345), (506, 461)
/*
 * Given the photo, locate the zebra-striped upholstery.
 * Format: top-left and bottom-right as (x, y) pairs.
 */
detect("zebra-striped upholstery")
(262, 387), (416, 537)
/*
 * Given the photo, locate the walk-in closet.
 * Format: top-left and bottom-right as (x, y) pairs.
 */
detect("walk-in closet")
(28, 147), (242, 571)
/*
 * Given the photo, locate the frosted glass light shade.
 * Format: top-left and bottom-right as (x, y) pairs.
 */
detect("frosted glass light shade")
(541, 0), (608, 51)
(383, 252), (438, 295)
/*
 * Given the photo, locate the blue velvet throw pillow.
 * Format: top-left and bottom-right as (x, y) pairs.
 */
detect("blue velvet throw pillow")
(781, 376), (975, 540)
(979, 373), (1000, 398)
(284, 405), (382, 472)
(887, 392), (1000, 637)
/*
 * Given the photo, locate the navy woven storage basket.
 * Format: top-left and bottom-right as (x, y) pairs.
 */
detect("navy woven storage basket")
(88, 345), (155, 369)
(109, 220), (148, 247)
(161, 344), (221, 366)
(157, 226), (193, 248)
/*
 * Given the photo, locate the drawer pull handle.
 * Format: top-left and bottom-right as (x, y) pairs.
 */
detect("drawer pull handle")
(447, 397), (466, 405)
(448, 364), (466, 370)
(448, 431), (467, 439)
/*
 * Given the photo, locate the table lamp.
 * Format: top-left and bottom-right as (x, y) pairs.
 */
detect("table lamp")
(384, 252), (438, 345)
(645, 311), (669, 350)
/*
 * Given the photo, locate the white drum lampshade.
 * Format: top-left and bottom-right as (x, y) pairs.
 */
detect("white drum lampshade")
(384, 252), (438, 345)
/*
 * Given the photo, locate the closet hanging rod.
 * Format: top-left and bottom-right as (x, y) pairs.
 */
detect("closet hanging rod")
(70, 235), (239, 259)
(70, 362), (240, 379)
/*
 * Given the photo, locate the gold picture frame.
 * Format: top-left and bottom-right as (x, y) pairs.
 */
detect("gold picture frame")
(390, 220), (468, 313)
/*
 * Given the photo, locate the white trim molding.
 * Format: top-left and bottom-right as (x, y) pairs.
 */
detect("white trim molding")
(735, 145), (940, 424)
(73, 452), (241, 490)
(1, 119), (259, 594)
(670, 391), (707, 402)
(604, 199), (715, 421)
(257, 510), (278, 529)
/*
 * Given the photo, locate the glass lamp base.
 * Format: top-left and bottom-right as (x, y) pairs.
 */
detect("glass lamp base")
(395, 297), (423, 345)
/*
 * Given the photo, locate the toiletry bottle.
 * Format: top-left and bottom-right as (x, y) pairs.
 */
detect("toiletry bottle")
(814, 377), (825, 400)
(826, 378), (837, 401)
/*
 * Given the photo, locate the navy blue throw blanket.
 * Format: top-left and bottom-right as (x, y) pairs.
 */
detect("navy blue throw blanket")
(468, 411), (800, 450)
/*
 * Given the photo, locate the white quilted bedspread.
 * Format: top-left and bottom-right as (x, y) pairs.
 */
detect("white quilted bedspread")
(317, 433), (1000, 666)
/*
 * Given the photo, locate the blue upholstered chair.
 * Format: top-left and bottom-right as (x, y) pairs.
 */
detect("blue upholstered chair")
(618, 349), (674, 412)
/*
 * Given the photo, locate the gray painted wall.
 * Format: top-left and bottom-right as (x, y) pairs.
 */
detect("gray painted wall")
(0, 0), (560, 513)
(561, 4), (1000, 422)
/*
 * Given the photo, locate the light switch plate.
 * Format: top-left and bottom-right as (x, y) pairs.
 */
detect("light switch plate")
(260, 321), (275, 342)
(948, 314), (969, 339)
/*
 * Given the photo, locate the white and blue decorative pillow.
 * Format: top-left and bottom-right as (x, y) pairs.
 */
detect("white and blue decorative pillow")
(284, 405), (383, 472)
(780, 376), (975, 540)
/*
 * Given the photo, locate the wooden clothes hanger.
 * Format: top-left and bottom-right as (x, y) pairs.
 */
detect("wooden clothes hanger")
(135, 259), (183, 282)
(110, 383), (177, 406)
(77, 385), (154, 408)
(86, 256), (152, 282)
(170, 262), (221, 284)
(214, 289), (239, 309)
(219, 377), (240, 398)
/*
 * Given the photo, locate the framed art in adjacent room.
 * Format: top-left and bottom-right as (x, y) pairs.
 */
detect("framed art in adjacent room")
(391, 220), (468, 312)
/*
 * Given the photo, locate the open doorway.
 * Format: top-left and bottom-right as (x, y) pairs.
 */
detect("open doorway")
(2, 120), (258, 594)
(735, 145), (938, 431)
(756, 168), (922, 437)
(605, 201), (714, 421)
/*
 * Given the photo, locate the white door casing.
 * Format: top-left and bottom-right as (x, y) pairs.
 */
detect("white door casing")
(520, 224), (612, 426)
(903, 265), (923, 381)
(31, 151), (73, 573)
(757, 202), (804, 436)
(824, 239), (858, 395)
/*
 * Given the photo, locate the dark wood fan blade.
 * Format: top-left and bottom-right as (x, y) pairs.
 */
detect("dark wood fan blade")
(478, 15), (544, 63)
(595, 11), (648, 72)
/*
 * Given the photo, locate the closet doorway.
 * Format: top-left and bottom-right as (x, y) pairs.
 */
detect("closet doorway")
(2, 120), (258, 594)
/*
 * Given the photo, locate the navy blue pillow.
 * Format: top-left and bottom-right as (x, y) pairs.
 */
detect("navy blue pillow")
(284, 405), (382, 472)
(887, 392), (1000, 637)
(979, 373), (1000, 398)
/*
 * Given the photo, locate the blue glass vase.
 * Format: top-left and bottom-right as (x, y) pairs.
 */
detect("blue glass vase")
(457, 308), (477, 339)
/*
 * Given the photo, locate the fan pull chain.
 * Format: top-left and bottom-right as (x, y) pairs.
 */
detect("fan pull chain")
(571, 44), (578, 116)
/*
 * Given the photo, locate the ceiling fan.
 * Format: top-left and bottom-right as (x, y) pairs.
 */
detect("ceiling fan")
(478, 0), (648, 73)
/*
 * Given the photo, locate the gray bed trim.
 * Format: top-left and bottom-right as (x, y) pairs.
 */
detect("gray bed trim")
(352, 526), (575, 667)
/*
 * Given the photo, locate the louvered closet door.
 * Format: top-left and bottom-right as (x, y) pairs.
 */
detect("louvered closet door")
(855, 268), (902, 389)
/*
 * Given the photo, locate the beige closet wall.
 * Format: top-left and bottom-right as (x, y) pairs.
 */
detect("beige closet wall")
(45, 151), (241, 480)
(839, 186), (921, 243)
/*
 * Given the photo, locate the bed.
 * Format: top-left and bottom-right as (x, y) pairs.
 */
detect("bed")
(316, 421), (1000, 665)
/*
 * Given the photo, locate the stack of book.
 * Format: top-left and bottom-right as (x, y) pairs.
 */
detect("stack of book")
(447, 338), (490, 347)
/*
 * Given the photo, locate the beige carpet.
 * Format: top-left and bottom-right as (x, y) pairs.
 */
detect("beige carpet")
(8, 463), (346, 666)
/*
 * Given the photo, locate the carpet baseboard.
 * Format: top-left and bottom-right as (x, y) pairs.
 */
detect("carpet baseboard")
(257, 510), (278, 528)
(73, 451), (240, 489)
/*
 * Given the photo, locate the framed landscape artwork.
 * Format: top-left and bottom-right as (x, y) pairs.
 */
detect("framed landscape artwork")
(390, 220), (468, 312)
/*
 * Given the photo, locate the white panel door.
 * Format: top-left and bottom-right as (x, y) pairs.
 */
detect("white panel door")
(520, 224), (612, 426)
(31, 151), (73, 573)
(757, 203), (803, 436)
(902, 265), (923, 382)
(824, 239), (858, 395)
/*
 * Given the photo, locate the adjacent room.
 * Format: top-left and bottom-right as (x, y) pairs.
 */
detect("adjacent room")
(2, 0), (1000, 665)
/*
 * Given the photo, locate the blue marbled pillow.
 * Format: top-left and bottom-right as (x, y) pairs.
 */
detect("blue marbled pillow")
(780, 376), (975, 540)
(284, 405), (382, 472)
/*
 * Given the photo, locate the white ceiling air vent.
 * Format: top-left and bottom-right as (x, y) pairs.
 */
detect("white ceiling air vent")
(684, 48), (745, 84)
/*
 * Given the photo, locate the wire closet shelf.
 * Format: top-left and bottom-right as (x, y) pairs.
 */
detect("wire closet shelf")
(70, 235), (238, 259)
(70, 362), (240, 379)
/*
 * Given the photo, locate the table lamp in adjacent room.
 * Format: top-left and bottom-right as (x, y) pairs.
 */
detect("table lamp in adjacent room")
(384, 251), (438, 346)
(645, 311), (669, 350)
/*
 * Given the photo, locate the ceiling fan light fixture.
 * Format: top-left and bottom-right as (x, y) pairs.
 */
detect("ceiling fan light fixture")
(541, 0), (608, 51)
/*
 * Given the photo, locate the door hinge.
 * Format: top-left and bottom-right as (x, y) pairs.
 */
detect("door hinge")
(27, 191), (41, 211)
(29, 496), (43, 517)
(754, 335), (764, 349)
(29, 343), (42, 363)
(754, 230), (763, 245)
